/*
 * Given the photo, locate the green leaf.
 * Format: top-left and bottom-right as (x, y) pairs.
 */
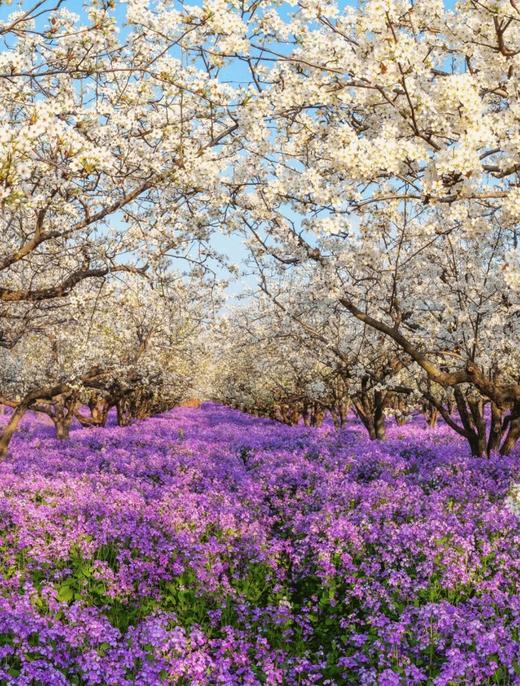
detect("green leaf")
(57, 582), (75, 603)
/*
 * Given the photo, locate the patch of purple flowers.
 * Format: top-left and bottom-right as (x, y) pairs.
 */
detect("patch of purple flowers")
(0, 404), (518, 685)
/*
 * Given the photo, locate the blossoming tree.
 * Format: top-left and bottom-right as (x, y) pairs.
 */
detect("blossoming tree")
(0, 0), (243, 451)
(0, 271), (215, 452)
(229, 0), (520, 453)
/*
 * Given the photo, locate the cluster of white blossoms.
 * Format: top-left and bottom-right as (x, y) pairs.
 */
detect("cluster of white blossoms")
(0, 49), (30, 74)
(308, 215), (350, 236)
(504, 251), (520, 291)
(502, 187), (520, 224)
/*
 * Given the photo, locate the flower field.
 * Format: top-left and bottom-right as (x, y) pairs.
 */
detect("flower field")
(0, 404), (519, 685)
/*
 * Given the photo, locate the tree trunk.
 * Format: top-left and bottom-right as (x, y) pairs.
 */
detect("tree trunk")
(452, 388), (486, 457)
(91, 397), (110, 427)
(500, 402), (520, 456)
(367, 420), (377, 440)
(423, 402), (439, 428)
(54, 417), (71, 440)
(468, 398), (487, 457)
(353, 391), (386, 440)
(310, 406), (324, 428)
(116, 397), (132, 427)
(0, 404), (28, 458)
(424, 390), (509, 458)
(373, 391), (386, 439)
(49, 395), (77, 440)
(487, 402), (505, 455)
(338, 401), (350, 427)
(289, 406), (301, 425)
(75, 397), (110, 428)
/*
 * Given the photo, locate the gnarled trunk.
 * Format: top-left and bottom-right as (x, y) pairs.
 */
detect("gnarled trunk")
(424, 389), (514, 457)
(90, 396), (110, 427)
(500, 402), (520, 456)
(50, 396), (77, 440)
(422, 402), (439, 428)
(353, 389), (386, 440)
(487, 402), (504, 455)
(0, 404), (29, 458)
(116, 397), (133, 427)
(309, 404), (325, 428)
(338, 400), (350, 427)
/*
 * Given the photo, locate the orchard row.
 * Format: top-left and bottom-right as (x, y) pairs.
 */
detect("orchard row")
(0, 0), (519, 455)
